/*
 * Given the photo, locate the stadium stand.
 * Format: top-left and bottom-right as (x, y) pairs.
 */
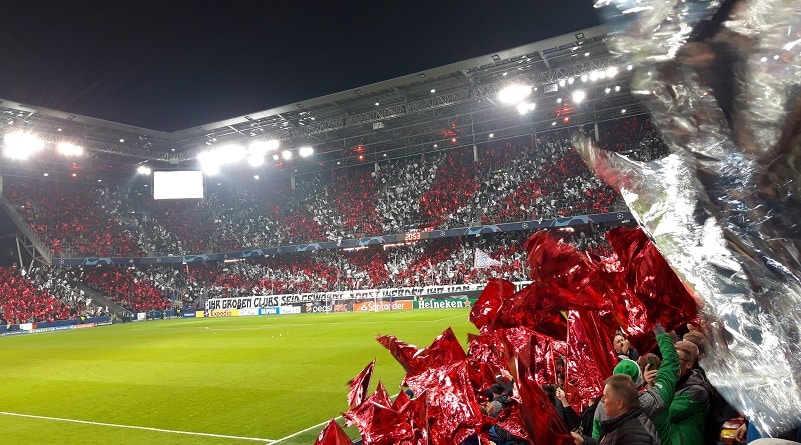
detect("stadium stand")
(0, 122), (666, 322)
(0, 266), (72, 324)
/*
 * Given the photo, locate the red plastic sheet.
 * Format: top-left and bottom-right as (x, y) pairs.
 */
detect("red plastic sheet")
(347, 359), (375, 410)
(331, 227), (704, 444)
(404, 361), (485, 445)
(314, 419), (354, 445)
(606, 226), (699, 334)
(513, 355), (575, 445)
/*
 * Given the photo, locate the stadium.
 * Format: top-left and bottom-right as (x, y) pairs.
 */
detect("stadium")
(3, 2), (801, 444)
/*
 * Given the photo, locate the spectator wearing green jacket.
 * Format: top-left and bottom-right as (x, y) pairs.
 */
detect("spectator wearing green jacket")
(633, 335), (711, 445)
(593, 325), (678, 444)
(668, 340), (712, 445)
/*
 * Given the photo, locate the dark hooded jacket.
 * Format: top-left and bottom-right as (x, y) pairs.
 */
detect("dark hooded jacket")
(583, 407), (658, 445)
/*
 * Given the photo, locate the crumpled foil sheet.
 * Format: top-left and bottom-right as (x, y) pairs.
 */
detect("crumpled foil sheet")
(588, 0), (801, 433)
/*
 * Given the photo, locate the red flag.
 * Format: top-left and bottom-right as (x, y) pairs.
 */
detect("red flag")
(566, 310), (617, 404)
(315, 419), (354, 445)
(375, 334), (421, 375)
(469, 278), (516, 331)
(512, 355), (575, 445)
(405, 361), (484, 445)
(347, 360), (376, 410)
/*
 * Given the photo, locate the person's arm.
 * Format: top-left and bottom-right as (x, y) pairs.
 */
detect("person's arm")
(571, 431), (599, 445)
(653, 324), (679, 407)
(734, 421), (747, 444)
(591, 401), (605, 439)
(557, 388), (581, 431)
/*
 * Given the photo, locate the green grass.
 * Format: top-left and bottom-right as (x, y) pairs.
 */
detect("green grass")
(0, 309), (477, 444)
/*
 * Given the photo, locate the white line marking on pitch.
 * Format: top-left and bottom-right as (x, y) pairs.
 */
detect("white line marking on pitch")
(0, 411), (275, 443)
(271, 392), (404, 443)
(271, 417), (337, 444)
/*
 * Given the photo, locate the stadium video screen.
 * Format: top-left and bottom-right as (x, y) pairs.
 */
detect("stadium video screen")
(153, 170), (205, 200)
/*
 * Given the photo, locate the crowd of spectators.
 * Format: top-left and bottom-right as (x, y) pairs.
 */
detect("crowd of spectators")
(78, 266), (171, 313)
(0, 266), (72, 324)
(375, 154), (443, 234)
(0, 226), (614, 321)
(0, 122), (665, 323)
(598, 116), (670, 161)
(3, 181), (140, 257)
(417, 148), (480, 229)
(2, 126), (652, 258)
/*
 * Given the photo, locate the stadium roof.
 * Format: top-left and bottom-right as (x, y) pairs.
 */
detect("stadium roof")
(0, 24), (646, 183)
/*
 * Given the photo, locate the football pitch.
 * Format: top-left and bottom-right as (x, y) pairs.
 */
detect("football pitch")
(0, 308), (477, 444)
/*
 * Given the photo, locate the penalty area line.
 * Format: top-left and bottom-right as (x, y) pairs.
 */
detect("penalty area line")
(0, 411), (276, 443)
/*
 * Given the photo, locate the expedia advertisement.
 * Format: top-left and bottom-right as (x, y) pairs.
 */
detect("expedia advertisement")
(301, 302), (353, 314)
(207, 309), (239, 318)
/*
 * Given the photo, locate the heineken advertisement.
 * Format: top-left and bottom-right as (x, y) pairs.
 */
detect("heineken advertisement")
(414, 297), (478, 310)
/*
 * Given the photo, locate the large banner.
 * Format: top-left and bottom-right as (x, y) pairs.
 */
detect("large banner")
(206, 296), (284, 310)
(204, 283), (532, 312)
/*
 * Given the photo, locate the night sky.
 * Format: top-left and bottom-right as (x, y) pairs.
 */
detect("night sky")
(0, 1), (600, 131)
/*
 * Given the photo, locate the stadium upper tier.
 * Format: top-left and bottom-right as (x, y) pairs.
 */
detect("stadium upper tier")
(1, 121), (665, 259)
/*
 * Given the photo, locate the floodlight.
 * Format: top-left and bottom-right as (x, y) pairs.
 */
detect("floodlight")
(198, 150), (224, 174)
(201, 163), (220, 175)
(497, 84), (532, 104)
(606, 66), (618, 78)
(3, 132), (44, 160)
(56, 141), (84, 157)
(249, 139), (279, 154)
(298, 146), (314, 157)
(589, 71), (599, 81)
(136, 166), (152, 175)
(281, 150), (292, 160)
(220, 144), (246, 162)
(247, 155), (265, 167)
(572, 90), (586, 104)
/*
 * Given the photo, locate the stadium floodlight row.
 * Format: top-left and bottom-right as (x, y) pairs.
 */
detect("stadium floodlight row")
(0, 24), (646, 184)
